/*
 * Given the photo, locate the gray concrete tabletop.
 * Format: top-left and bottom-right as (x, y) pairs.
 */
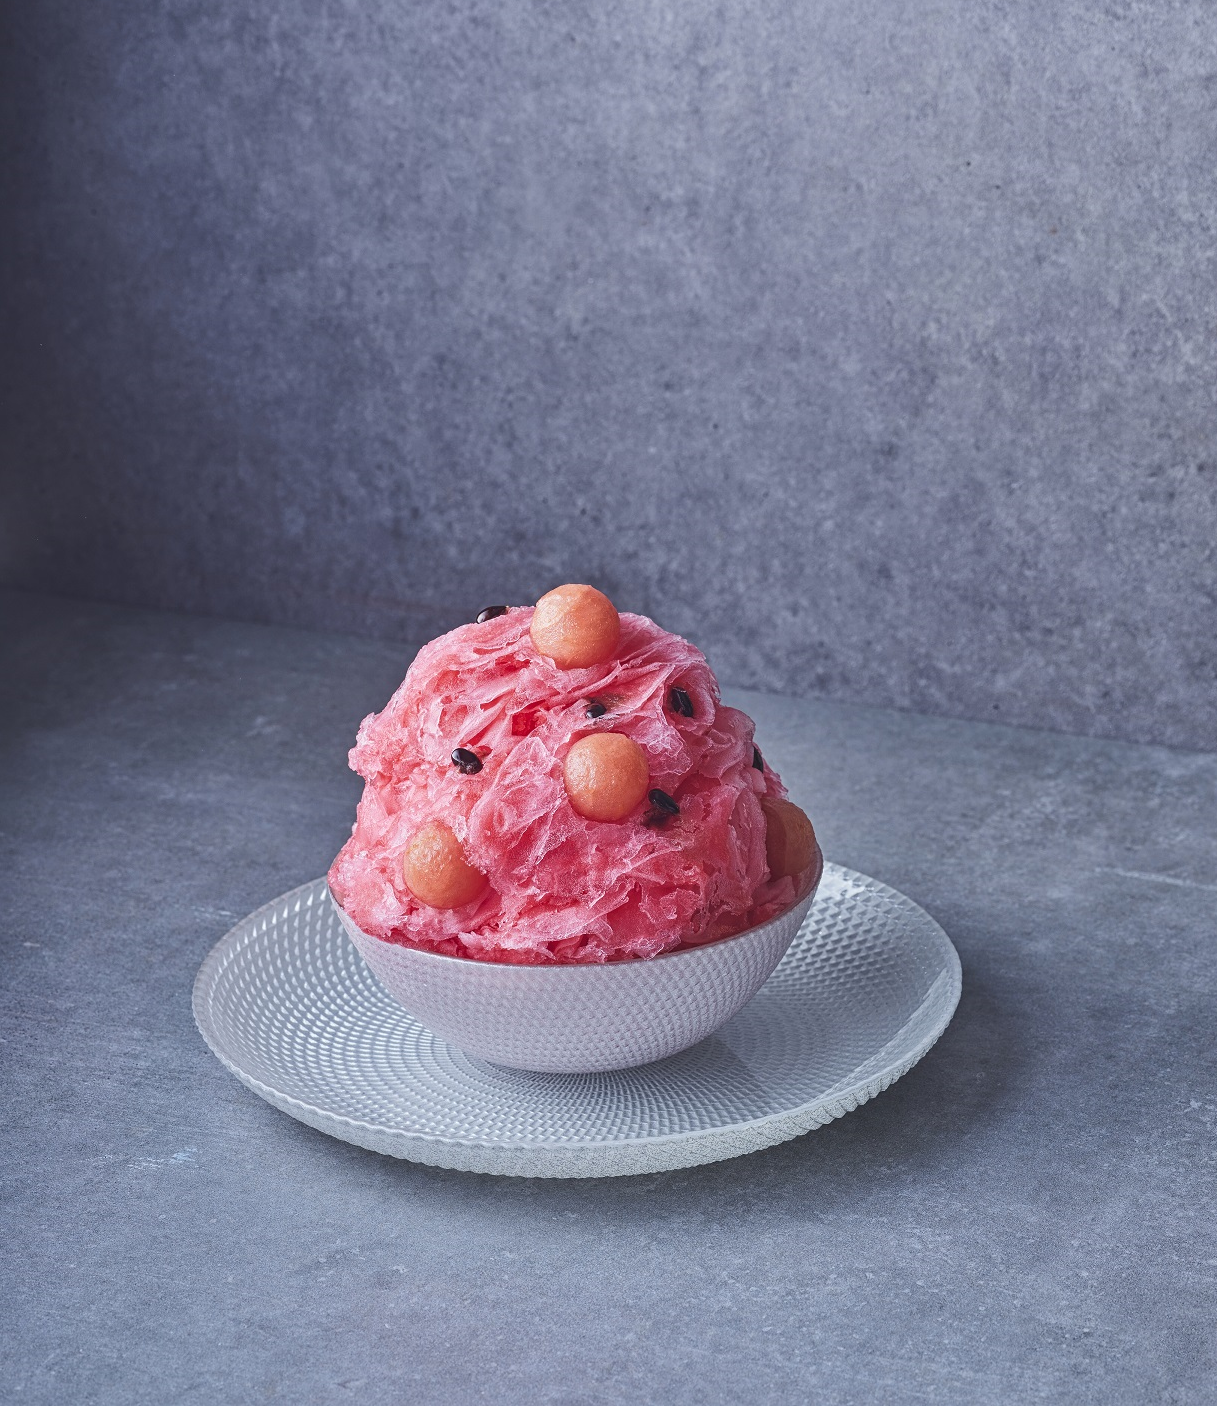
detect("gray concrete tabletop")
(3, 590), (1215, 1405)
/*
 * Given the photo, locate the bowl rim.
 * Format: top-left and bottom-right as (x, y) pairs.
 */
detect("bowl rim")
(329, 846), (822, 975)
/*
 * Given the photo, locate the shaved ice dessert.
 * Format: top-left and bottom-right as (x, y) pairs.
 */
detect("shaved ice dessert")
(328, 585), (820, 966)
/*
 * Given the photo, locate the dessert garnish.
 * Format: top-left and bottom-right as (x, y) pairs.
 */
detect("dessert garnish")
(669, 687), (694, 717)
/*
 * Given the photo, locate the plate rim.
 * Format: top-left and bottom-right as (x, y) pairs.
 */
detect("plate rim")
(193, 865), (962, 1176)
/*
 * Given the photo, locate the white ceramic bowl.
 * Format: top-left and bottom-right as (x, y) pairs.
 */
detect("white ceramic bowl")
(330, 865), (821, 1074)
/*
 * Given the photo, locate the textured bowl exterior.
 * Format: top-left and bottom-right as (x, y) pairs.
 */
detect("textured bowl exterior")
(191, 864), (962, 1178)
(331, 887), (817, 1072)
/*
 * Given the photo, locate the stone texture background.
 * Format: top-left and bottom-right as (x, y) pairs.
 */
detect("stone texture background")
(2, 0), (1215, 749)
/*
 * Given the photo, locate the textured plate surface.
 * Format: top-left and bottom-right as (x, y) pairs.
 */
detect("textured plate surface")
(193, 865), (961, 1177)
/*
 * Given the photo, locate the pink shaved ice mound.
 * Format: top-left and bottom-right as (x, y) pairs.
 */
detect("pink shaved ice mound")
(327, 608), (801, 964)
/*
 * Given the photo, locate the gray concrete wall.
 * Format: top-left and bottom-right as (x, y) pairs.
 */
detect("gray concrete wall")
(2, 0), (1215, 749)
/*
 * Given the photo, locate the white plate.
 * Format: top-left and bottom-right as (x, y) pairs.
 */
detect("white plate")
(193, 865), (961, 1178)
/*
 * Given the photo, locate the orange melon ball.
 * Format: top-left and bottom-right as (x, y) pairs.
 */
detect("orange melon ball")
(530, 584), (620, 669)
(563, 732), (649, 822)
(402, 821), (487, 910)
(760, 796), (818, 880)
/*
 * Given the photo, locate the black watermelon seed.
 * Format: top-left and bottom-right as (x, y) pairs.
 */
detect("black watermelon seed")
(585, 699), (607, 718)
(475, 605), (509, 623)
(752, 745), (764, 771)
(669, 686), (694, 718)
(648, 788), (679, 816)
(451, 747), (483, 774)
